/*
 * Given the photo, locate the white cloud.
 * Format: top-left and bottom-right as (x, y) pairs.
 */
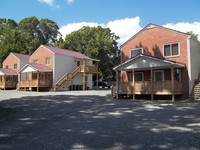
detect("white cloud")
(59, 17), (200, 46)
(38, 0), (60, 8)
(164, 22), (200, 41)
(59, 22), (102, 38)
(59, 17), (142, 45)
(106, 17), (142, 45)
(67, 0), (74, 5)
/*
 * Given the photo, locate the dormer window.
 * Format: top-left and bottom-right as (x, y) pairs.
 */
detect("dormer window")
(131, 48), (143, 58)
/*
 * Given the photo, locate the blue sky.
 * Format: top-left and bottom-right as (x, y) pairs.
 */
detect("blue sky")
(0, 0), (200, 44)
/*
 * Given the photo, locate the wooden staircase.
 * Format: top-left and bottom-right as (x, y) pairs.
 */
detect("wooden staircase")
(191, 73), (200, 100)
(54, 66), (81, 91)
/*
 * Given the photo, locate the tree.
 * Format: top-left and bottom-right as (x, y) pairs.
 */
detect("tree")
(0, 17), (60, 66)
(187, 31), (199, 41)
(57, 26), (120, 79)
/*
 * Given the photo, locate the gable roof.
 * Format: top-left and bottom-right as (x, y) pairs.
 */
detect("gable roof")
(40, 45), (93, 60)
(19, 63), (52, 73)
(120, 23), (189, 48)
(11, 53), (30, 61)
(0, 68), (18, 75)
(113, 54), (185, 71)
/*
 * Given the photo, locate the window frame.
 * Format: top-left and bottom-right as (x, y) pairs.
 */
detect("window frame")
(33, 59), (38, 64)
(45, 57), (51, 65)
(154, 70), (164, 81)
(130, 48), (143, 58)
(163, 42), (180, 57)
(5, 65), (9, 69)
(129, 72), (144, 82)
(13, 63), (17, 69)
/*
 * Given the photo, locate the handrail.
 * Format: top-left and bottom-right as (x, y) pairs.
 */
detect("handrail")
(55, 66), (81, 90)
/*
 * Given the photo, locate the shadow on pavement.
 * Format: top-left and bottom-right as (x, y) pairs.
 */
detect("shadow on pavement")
(0, 94), (200, 150)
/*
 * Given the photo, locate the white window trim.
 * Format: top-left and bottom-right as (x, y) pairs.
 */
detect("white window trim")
(130, 48), (143, 58)
(154, 70), (164, 81)
(163, 42), (180, 57)
(45, 57), (51, 65)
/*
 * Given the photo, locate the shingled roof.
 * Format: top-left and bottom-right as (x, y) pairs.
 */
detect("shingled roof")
(41, 45), (91, 60)
(0, 68), (18, 75)
(11, 53), (30, 61)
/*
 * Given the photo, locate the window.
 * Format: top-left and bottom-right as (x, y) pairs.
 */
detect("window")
(14, 64), (17, 69)
(164, 43), (179, 57)
(135, 72), (144, 81)
(154, 70), (164, 81)
(77, 61), (80, 67)
(33, 59), (38, 64)
(129, 72), (144, 82)
(47, 73), (52, 80)
(5, 65), (9, 69)
(45, 57), (50, 65)
(131, 48), (143, 58)
(32, 73), (38, 80)
(174, 69), (181, 81)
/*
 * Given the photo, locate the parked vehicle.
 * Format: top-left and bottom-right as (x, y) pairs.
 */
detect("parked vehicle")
(94, 81), (111, 89)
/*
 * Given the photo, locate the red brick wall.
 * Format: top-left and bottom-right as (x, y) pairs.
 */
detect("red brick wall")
(29, 47), (54, 70)
(121, 25), (189, 97)
(3, 54), (19, 71)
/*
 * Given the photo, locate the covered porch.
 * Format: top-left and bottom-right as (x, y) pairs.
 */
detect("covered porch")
(0, 68), (18, 90)
(113, 54), (185, 101)
(18, 63), (53, 91)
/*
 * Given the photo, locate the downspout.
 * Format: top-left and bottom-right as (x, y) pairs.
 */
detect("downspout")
(187, 36), (192, 96)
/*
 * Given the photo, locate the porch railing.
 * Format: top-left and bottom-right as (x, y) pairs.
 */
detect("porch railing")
(116, 81), (182, 95)
(80, 65), (98, 74)
(0, 81), (17, 89)
(19, 79), (52, 88)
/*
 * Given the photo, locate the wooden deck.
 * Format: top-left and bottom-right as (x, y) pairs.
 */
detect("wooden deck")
(80, 65), (98, 74)
(114, 81), (182, 95)
(19, 79), (52, 88)
(0, 75), (18, 90)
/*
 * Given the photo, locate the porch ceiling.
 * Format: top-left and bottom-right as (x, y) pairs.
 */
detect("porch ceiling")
(114, 54), (185, 71)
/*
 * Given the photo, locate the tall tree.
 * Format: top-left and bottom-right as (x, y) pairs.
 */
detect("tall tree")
(57, 26), (120, 79)
(0, 17), (60, 66)
(0, 18), (18, 66)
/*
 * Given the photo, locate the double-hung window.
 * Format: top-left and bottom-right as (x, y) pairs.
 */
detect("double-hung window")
(45, 57), (51, 65)
(131, 48), (143, 58)
(13, 64), (17, 69)
(163, 43), (179, 57)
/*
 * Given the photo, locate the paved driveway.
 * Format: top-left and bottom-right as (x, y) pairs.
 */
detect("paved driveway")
(0, 90), (200, 150)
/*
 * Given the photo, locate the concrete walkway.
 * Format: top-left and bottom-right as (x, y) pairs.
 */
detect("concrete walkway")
(0, 90), (200, 149)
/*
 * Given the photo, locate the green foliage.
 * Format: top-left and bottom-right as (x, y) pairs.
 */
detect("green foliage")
(57, 26), (120, 79)
(0, 17), (60, 67)
(187, 31), (198, 41)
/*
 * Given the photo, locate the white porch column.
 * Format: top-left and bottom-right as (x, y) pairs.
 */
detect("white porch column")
(150, 67), (154, 101)
(116, 70), (119, 99)
(83, 59), (86, 90)
(171, 65), (175, 102)
(132, 69), (135, 100)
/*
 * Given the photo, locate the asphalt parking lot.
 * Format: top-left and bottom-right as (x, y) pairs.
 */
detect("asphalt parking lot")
(0, 90), (200, 150)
